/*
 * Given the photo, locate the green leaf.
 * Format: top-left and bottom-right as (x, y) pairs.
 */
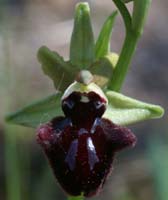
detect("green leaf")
(90, 53), (119, 87)
(103, 91), (164, 125)
(70, 2), (95, 69)
(5, 93), (63, 128)
(38, 46), (74, 91)
(95, 11), (118, 59)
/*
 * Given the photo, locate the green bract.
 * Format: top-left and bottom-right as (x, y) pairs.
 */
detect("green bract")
(6, 2), (164, 130)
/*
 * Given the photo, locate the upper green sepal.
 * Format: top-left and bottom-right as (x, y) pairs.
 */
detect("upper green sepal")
(70, 2), (95, 69)
(95, 11), (118, 59)
(38, 46), (74, 91)
(5, 93), (63, 128)
(104, 91), (164, 125)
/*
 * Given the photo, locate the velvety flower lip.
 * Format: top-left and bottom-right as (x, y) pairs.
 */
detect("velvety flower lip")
(36, 88), (137, 197)
(37, 117), (136, 197)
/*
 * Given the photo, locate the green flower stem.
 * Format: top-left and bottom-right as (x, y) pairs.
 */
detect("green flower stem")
(122, 0), (133, 3)
(112, 0), (132, 32)
(68, 196), (84, 200)
(108, 32), (138, 91)
(109, 0), (151, 92)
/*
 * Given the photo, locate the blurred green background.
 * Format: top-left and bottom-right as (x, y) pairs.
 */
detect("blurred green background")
(0, 0), (168, 200)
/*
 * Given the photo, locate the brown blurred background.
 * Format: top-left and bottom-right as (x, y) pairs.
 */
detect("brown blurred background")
(0, 0), (168, 200)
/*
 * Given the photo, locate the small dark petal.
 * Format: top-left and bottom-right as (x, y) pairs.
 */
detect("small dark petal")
(36, 123), (54, 149)
(100, 118), (137, 152)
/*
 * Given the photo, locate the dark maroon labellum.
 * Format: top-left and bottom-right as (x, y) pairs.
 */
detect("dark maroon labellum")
(37, 90), (136, 197)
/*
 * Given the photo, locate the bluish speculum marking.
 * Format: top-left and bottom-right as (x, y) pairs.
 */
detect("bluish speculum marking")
(65, 139), (78, 171)
(87, 137), (99, 170)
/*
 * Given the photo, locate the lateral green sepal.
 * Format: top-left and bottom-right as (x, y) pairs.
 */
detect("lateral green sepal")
(5, 93), (63, 128)
(103, 91), (164, 125)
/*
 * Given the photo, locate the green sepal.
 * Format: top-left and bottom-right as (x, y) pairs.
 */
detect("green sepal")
(38, 46), (74, 91)
(103, 91), (164, 125)
(95, 11), (118, 59)
(5, 93), (63, 128)
(70, 2), (95, 69)
(90, 53), (119, 87)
